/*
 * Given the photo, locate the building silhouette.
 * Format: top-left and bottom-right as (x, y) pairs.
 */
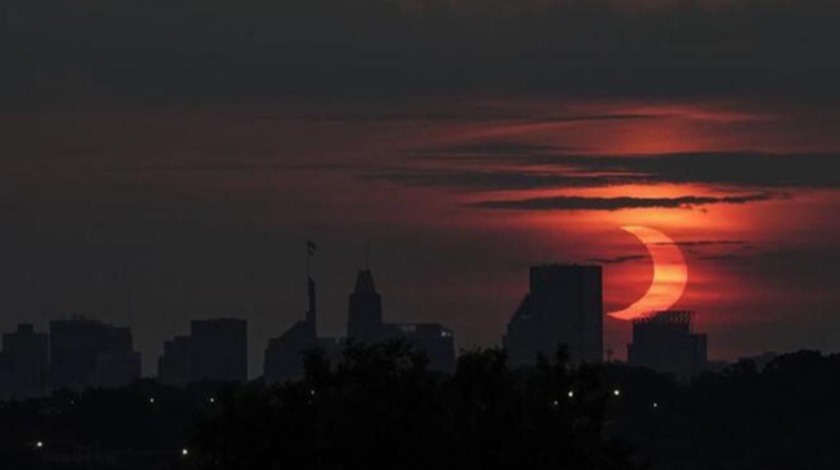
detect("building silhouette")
(0, 324), (49, 399)
(265, 261), (457, 382)
(158, 335), (191, 386)
(90, 350), (142, 388)
(50, 317), (140, 390)
(627, 310), (708, 378)
(264, 276), (319, 383)
(347, 269), (384, 343)
(157, 319), (248, 385)
(190, 319), (247, 382)
(346, 267), (456, 373)
(504, 264), (603, 366)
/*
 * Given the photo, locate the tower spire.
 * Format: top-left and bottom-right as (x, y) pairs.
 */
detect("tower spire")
(306, 241), (317, 325)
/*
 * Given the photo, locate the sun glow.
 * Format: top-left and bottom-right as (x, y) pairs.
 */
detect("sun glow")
(608, 225), (688, 321)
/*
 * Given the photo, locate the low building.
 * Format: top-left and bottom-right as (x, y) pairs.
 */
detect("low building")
(627, 310), (708, 378)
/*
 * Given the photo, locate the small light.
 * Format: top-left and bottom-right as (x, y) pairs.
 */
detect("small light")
(36, 441), (44, 449)
(181, 448), (189, 456)
(551, 400), (559, 407)
(653, 402), (659, 409)
(613, 389), (621, 397)
(309, 389), (316, 396)
(567, 390), (574, 398)
(208, 397), (215, 404)
(149, 397), (155, 404)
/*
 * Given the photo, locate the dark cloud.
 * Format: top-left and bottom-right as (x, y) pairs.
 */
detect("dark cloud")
(263, 112), (657, 125)
(654, 240), (752, 247)
(554, 153), (840, 189)
(586, 255), (649, 265)
(391, 151), (839, 191)
(365, 169), (622, 191)
(471, 193), (777, 211)
(4, 0), (840, 108)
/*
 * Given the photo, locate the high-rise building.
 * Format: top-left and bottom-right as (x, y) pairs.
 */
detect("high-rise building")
(189, 319), (247, 383)
(1, 324), (49, 398)
(90, 350), (142, 388)
(627, 310), (708, 378)
(50, 317), (139, 390)
(346, 267), (456, 373)
(264, 277), (318, 383)
(347, 269), (384, 343)
(504, 264), (603, 366)
(158, 335), (191, 386)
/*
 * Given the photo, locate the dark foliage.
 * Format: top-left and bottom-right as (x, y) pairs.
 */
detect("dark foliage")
(190, 341), (637, 470)
(605, 351), (840, 470)
(4, 348), (840, 469)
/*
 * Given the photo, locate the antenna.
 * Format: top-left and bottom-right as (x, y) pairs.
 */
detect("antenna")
(605, 345), (615, 362)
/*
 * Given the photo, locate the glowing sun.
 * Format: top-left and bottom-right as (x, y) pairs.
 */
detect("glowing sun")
(608, 225), (688, 321)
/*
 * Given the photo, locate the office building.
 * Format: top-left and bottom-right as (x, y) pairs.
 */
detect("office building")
(189, 318), (247, 383)
(50, 317), (139, 390)
(627, 310), (708, 378)
(504, 264), (603, 366)
(0, 324), (49, 398)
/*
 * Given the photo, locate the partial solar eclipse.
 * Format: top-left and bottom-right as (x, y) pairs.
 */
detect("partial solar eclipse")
(608, 225), (688, 321)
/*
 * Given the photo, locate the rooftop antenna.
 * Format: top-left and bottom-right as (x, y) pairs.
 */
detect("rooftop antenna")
(605, 345), (615, 363)
(305, 241), (317, 325)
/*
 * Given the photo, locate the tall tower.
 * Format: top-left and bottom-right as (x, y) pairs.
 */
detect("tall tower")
(305, 240), (317, 331)
(504, 264), (603, 366)
(347, 269), (384, 343)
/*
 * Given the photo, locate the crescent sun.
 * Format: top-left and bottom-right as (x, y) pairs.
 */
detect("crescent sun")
(608, 225), (689, 321)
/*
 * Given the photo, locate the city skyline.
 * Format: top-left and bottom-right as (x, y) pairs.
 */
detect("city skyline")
(2, 0), (838, 380)
(0, 230), (832, 379)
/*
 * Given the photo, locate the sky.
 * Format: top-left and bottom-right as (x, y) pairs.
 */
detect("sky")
(2, 0), (839, 376)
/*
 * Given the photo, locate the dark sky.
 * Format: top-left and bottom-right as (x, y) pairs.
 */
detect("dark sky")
(2, 0), (839, 376)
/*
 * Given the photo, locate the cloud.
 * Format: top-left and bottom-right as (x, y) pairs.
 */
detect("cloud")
(393, 151), (840, 190)
(586, 255), (649, 264)
(365, 169), (622, 191)
(471, 193), (777, 211)
(554, 153), (840, 189)
(654, 240), (752, 247)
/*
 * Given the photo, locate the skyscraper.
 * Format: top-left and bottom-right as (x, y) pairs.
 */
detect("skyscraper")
(627, 310), (708, 378)
(264, 276), (318, 383)
(189, 318), (247, 383)
(158, 335), (191, 386)
(50, 317), (140, 390)
(347, 269), (384, 343)
(1, 324), (49, 398)
(264, 243), (320, 383)
(346, 266), (456, 373)
(504, 264), (603, 366)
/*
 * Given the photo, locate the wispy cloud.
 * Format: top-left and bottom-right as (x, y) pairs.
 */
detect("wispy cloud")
(404, 151), (840, 189)
(471, 193), (777, 211)
(586, 255), (649, 264)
